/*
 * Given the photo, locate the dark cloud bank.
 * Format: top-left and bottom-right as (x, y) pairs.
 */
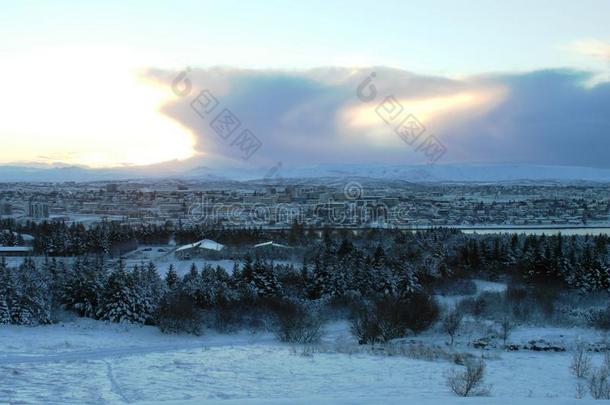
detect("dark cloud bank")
(144, 66), (610, 168)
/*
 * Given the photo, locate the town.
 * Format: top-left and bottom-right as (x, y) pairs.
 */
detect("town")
(1, 179), (609, 229)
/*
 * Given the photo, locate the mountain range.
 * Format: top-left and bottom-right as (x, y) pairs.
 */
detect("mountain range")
(2, 162), (610, 183)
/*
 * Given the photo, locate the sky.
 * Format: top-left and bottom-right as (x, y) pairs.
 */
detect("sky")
(0, 0), (609, 169)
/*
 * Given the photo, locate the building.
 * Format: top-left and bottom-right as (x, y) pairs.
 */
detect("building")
(252, 241), (292, 258)
(253, 241), (290, 250)
(28, 202), (49, 219)
(106, 184), (119, 193)
(175, 239), (224, 260)
(0, 202), (11, 215)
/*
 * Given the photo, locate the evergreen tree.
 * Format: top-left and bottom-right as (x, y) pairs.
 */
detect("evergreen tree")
(165, 264), (179, 290)
(97, 264), (137, 323)
(0, 259), (12, 324)
(63, 257), (105, 317)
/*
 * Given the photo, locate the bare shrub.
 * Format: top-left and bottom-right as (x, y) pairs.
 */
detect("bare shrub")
(472, 297), (487, 320)
(350, 304), (381, 344)
(589, 366), (610, 399)
(446, 358), (491, 397)
(399, 292), (440, 334)
(273, 299), (323, 344)
(530, 285), (559, 319)
(498, 315), (514, 345)
(570, 342), (592, 379)
(442, 308), (463, 345)
(589, 307), (610, 331)
(350, 293), (439, 344)
(304, 341), (475, 365)
(575, 381), (587, 399)
(506, 285), (533, 322)
(375, 297), (416, 342)
(604, 351), (610, 371)
(213, 298), (242, 332)
(457, 296), (486, 320)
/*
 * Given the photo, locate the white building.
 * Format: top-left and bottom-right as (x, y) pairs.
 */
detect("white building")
(175, 239), (224, 259)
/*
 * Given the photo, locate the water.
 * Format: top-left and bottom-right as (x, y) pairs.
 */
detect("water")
(460, 227), (610, 236)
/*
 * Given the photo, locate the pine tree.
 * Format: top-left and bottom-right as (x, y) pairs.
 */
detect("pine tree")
(11, 258), (51, 325)
(307, 255), (330, 299)
(165, 264), (179, 290)
(250, 258), (282, 297)
(181, 263), (202, 304)
(97, 264), (137, 323)
(0, 260), (12, 324)
(63, 257), (105, 317)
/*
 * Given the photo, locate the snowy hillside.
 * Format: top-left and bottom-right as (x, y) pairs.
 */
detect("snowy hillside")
(0, 317), (605, 404)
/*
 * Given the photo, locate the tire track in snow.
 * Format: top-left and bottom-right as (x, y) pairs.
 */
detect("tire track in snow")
(105, 359), (130, 403)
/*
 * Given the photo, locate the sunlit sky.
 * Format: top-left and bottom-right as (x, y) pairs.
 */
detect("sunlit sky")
(1, 0), (609, 168)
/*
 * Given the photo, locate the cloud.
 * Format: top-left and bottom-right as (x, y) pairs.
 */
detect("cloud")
(143, 66), (610, 168)
(569, 39), (610, 60)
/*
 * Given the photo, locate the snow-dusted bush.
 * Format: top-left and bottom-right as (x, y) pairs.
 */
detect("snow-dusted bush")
(446, 358), (491, 397)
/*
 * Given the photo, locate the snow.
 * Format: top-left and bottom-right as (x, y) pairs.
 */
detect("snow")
(0, 318), (607, 403)
(175, 239), (224, 252)
(0, 246), (33, 252)
(473, 280), (507, 294)
(436, 279), (507, 308)
(253, 241), (290, 249)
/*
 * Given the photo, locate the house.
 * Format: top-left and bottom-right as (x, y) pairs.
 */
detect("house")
(253, 241), (291, 250)
(175, 239), (224, 260)
(0, 246), (33, 256)
(252, 241), (292, 258)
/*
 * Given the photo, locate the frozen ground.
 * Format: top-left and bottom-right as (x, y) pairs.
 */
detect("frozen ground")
(0, 317), (608, 404)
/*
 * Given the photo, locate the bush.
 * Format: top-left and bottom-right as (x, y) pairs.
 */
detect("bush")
(589, 307), (610, 331)
(446, 358), (491, 397)
(530, 285), (559, 318)
(350, 293), (439, 344)
(442, 308), (463, 345)
(589, 366), (610, 399)
(351, 303), (382, 344)
(403, 292), (440, 333)
(156, 292), (202, 335)
(213, 298), (242, 332)
(570, 342), (592, 379)
(498, 315), (514, 345)
(457, 296), (486, 320)
(271, 298), (323, 344)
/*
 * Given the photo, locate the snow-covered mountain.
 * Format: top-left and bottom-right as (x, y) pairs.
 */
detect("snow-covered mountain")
(2, 163), (610, 183)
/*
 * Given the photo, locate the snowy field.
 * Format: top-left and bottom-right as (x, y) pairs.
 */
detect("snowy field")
(0, 317), (608, 404)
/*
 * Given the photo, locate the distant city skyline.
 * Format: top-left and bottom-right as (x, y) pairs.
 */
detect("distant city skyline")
(1, 0), (609, 168)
